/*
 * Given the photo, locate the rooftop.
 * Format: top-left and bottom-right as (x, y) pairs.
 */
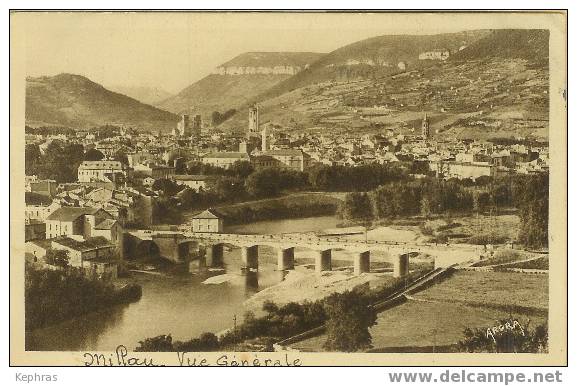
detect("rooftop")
(52, 236), (114, 253)
(191, 208), (224, 219)
(203, 152), (250, 159)
(172, 174), (215, 181)
(46, 207), (99, 222)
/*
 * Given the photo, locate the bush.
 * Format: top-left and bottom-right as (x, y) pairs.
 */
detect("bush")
(459, 318), (547, 353)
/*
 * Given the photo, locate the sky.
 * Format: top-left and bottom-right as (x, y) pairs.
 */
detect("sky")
(12, 12), (555, 94)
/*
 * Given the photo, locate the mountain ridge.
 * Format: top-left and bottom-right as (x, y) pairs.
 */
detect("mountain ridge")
(26, 73), (179, 131)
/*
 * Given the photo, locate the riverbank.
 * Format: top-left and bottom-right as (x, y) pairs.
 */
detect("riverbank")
(244, 268), (395, 312)
(183, 192), (341, 226)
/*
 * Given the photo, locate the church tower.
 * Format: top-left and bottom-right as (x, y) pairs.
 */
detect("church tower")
(421, 113), (430, 140)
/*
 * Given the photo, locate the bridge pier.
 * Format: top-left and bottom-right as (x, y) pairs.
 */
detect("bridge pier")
(205, 244), (224, 267)
(315, 249), (332, 274)
(393, 253), (410, 278)
(353, 251), (371, 275)
(241, 245), (259, 270)
(277, 247), (295, 271)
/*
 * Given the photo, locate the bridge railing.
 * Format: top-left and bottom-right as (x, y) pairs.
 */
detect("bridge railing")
(177, 231), (483, 252)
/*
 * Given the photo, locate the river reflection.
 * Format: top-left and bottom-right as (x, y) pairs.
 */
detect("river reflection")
(26, 242), (303, 351)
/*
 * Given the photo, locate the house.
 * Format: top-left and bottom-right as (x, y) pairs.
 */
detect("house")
(25, 193), (61, 221)
(202, 152), (250, 169)
(171, 175), (216, 191)
(254, 149), (310, 171)
(133, 163), (176, 179)
(45, 207), (120, 242)
(25, 239), (52, 261)
(190, 208), (224, 233)
(51, 236), (118, 279)
(78, 160), (128, 183)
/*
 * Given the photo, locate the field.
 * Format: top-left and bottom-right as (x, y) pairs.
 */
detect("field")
(413, 270), (548, 311)
(420, 213), (521, 244)
(289, 269), (548, 352)
(291, 299), (547, 352)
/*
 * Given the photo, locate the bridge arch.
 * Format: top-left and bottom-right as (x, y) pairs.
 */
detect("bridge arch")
(132, 240), (160, 261)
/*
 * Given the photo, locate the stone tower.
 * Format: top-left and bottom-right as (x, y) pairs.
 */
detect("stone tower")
(421, 113), (430, 140)
(247, 105), (260, 138)
(177, 114), (191, 137)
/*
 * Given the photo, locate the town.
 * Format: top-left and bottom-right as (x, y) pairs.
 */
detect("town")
(20, 24), (552, 356)
(25, 104), (548, 275)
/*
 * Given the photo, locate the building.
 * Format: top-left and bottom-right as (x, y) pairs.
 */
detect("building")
(175, 114), (191, 137)
(25, 235), (117, 276)
(252, 149), (309, 172)
(25, 200), (61, 221)
(429, 160), (498, 180)
(134, 163), (176, 179)
(202, 152), (250, 169)
(190, 209), (224, 233)
(78, 160), (128, 184)
(247, 105), (260, 138)
(45, 207), (120, 242)
(50, 236), (118, 279)
(421, 114), (431, 139)
(171, 175), (216, 191)
(418, 50), (450, 61)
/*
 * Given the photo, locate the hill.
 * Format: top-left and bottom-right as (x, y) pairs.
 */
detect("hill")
(26, 74), (179, 131)
(221, 29), (549, 140)
(156, 52), (325, 120)
(106, 84), (173, 105)
(450, 29), (549, 62)
(253, 30), (493, 103)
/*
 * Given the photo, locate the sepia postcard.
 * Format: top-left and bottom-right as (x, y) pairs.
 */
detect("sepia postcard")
(9, 10), (567, 366)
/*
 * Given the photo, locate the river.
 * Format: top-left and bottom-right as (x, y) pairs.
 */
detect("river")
(26, 216), (341, 351)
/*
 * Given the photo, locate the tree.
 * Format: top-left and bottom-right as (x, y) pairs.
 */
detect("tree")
(36, 141), (85, 182)
(135, 335), (174, 352)
(209, 176), (246, 201)
(323, 291), (377, 352)
(517, 174), (548, 248)
(152, 178), (182, 197)
(339, 192), (372, 220)
(25, 144), (41, 175)
(245, 168), (282, 198)
(44, 249), (70, 268)
(84, 148), (105, 161)
(113, 149), (128, 165)
(228, 160), (254, 179)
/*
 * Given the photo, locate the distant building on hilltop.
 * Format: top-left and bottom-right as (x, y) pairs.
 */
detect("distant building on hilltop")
(418, 49), (450, 61)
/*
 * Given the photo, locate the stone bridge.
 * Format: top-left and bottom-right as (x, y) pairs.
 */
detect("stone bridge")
(122, 230), (485, 277)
